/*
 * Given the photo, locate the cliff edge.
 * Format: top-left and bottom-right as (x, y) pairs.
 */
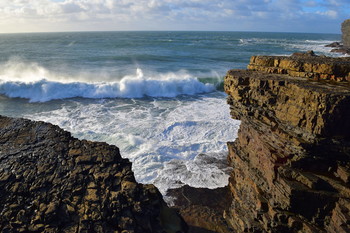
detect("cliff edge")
(0, 115), (186, 233)
(224, 53), (350, 232)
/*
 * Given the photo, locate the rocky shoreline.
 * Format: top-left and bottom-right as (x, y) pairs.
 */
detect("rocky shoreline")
(1, 52), (350, 232)
(0, 115), (186, 233)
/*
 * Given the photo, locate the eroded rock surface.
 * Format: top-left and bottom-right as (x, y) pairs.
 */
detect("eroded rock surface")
(0, 116), (186, 233)
(224, 55), (350, 232)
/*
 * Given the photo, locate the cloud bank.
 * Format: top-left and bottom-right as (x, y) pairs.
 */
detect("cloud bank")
(0, 0), (349, 33)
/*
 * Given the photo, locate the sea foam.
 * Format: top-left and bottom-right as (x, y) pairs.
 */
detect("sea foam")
(26, 95), (241, 195)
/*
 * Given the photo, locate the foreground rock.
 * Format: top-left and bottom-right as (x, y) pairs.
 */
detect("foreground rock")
(224, 53), (350, 232)
(0, 116), (186, 233)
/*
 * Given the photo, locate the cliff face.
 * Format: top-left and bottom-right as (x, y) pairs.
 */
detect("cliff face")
(224, 54), (350, 232)
(0, 116), (185, 233)
(342, 19), (350, 47)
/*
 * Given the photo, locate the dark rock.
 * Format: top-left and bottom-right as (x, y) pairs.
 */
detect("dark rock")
(292, 50), (316, 57)
(167, 185), (234, 233)
(331, 47), (350, 55)
(325, 42), (342, 48)
(0, 115), (186, 233)
(224, 54), (350, 232)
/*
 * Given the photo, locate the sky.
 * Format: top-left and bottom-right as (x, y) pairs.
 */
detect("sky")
(0, 0), (349, 34)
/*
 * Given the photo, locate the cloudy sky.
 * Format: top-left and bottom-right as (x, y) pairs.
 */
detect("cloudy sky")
(0, 0), (349, 34)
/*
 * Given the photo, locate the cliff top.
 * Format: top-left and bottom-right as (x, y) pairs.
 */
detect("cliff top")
(227, 69), (350, 94)
(253, 52), (350, 64)
(247, 52), (350, 82)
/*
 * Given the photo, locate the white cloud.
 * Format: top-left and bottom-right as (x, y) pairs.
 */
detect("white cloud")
(0, 0), (348, 33)
(316, 10), (338, 18)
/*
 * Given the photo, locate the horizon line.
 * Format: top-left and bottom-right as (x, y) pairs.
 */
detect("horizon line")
(0, 29), (341, 35)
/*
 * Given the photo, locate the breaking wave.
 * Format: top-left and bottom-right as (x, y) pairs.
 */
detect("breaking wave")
(0, 61), (216, 102)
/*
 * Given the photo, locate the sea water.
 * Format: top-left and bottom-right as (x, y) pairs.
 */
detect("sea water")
(0, 31), (342, 195)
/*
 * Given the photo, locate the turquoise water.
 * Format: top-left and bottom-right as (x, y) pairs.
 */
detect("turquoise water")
(0, 31), (341, 196)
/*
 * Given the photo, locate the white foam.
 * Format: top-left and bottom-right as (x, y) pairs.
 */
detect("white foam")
(288, 39), (338, 56)
(239, 37), (347, 57)
(0, 60), (215, 102)
(27, 94), (240, 195)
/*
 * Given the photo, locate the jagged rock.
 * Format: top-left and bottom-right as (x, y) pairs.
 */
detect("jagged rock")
(224, 55), (350, 232)
(0, 116), (186, 233)
(342, 19), (350, 47)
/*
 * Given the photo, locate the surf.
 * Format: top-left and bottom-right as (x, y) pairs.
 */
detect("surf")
(0, 60), (216, 102)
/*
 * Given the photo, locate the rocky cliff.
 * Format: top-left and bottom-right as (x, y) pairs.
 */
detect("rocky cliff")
(342, 19), (350, 47)
(224, 53), (350, 232)
(0, 115), (185, 233)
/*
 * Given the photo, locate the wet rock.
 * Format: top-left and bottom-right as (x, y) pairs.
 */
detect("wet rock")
(224, 54), (350, 232)
(0, 115), (186, 233)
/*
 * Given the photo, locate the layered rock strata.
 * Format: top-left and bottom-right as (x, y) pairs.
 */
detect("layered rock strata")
(224, 55), (350, 232)
(247, 52), (350, 81)
(0, 115), (185, 233)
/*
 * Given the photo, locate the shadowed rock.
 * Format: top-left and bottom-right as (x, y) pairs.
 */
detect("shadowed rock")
(0, 116), (186, 233)
(167, 185), (234, 233)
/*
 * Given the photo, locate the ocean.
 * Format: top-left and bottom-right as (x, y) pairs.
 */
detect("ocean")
(0, 31), (342, 196)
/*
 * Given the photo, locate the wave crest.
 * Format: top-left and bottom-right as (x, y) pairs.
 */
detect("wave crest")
(0, 61), (215, 102)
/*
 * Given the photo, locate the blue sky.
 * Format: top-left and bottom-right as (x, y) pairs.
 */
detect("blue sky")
(0, 0), (349, 33)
